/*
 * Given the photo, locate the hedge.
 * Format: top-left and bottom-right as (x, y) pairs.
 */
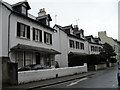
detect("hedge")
(68, 54), (107, 67)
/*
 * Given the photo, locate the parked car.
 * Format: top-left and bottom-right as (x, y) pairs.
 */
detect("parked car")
(117, 67), (120, 85)
(18, 64), (52, 71)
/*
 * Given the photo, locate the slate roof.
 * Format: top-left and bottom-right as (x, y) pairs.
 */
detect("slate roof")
(2, 1), (55, 32)
(12, 0), (31, 10)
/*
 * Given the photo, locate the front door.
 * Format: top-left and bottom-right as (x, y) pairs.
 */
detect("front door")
(36, 53), (40, 64)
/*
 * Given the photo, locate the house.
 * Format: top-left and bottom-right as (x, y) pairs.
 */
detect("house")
(85, 35), (102, 55)
(53, 24), (89, 67)
(98, 31), (120, 61)
(0, 0), (60, 69)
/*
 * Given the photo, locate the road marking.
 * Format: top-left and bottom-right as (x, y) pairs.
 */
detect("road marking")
(67, 77), (88, 87)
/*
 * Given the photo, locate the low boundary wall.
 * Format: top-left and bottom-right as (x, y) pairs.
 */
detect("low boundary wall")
(18, 64), (87, 84)
(95, 64), (107, 70)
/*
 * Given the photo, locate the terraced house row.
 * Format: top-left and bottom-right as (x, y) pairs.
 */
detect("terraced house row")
(0, 0), (119, 69)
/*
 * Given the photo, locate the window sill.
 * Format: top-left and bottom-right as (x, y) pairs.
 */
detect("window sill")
(45, 43), (52, 46)
(32, 40), (42, 44)
(16, 36), (30, 41)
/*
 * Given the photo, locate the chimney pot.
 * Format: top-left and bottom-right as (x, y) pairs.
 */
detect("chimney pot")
(38, 8), (46, 17)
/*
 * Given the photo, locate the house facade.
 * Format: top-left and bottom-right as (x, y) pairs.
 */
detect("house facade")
(1, 1), (60, 68)
(85, 35), (102, 55)
(53, 24), (102, 67)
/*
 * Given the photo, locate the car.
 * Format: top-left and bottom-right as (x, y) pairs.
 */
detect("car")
(18, 64), (52, 71)
(117, 67), (120, 86)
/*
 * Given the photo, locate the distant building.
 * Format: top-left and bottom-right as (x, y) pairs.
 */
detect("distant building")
(98, 31), (120, 61)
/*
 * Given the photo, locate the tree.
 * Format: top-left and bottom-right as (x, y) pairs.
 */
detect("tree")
(100, 43), (116, 61)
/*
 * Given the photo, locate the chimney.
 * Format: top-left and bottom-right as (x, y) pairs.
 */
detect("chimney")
(38, 8), (46, 17)
(73, 25), (79, 31)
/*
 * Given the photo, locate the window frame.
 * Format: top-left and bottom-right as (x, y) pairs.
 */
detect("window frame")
(17, 22), (30, 39)
(21, 5), (27, 15)
(69, 39), (75, 48)
(33, 28), (42, 42)
(76, 41), (80, 49)
(80, 43), (84, 50)
(44, 32), (52, 45)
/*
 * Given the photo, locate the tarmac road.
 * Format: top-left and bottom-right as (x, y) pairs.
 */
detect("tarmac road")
(39, 66), (119, 89)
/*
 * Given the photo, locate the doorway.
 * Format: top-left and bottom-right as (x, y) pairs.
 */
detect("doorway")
(36, 53), (40, 64)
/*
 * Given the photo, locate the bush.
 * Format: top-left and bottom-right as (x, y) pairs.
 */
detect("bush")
(68, 55), (86, 67)
(109, 58), (117, 63)
(86, 54), (99, 65)
(86, 54), (106, 65)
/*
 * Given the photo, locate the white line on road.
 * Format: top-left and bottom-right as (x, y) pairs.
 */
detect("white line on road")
(67, 77), (88, 87)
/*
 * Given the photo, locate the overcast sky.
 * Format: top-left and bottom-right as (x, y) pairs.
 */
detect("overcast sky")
(4, 0), (119, 39)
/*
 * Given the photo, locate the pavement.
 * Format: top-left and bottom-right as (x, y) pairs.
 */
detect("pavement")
(3, 69), (108, 90)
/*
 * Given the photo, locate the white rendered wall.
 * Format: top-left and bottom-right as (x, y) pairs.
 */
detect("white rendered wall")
(89, 43), (102, 54)
(95, 64), (107, 70)
(53, 26), (68, 67)
(9, 14), (54, 52)
(1, 5), (11, 57)
(18, 63), (87, 84)
(68, 37), (89, 54)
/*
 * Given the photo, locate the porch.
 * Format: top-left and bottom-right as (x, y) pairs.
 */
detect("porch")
(10, 44), (61, 69)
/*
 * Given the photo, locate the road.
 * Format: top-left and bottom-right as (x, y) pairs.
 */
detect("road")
(38, 66), (119, 89)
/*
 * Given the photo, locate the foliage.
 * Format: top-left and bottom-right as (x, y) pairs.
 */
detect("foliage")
(68, 54), (107, 66)
(109, 58), (117, 63)
(86, 54), (104, 65)
(68, 55), (86, 67)
(100, 43), (116, 59)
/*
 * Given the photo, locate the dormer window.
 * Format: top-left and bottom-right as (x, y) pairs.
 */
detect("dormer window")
(12, 1), (31, 16)
(21, 5), (27, 15)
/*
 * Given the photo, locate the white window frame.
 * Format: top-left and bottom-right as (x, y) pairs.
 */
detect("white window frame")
(21, 6), (27, 15)
(46, 33), (51, 44)
(19, 24), (28, 38)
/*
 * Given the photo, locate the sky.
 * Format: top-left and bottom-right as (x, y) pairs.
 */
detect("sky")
(3, 0), (119, 39)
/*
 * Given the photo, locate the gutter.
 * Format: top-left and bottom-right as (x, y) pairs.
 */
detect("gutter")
(8, 12), (12, 57)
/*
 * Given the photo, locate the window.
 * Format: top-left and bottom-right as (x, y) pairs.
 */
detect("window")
(91, 46), (94, 51)
(33, 28), (42, 42)
(21, 6), (27, 15)
(25, 52), (31, 66)
(17, 51), (31, 68)
(80, 43), (84, 50)
(44, 32), (52, 44)
(95, 46), (98, 52)
(17, 51), (24, 68)
(76, 41), (79, 49)
(17, 22), (30, 39)
(99, 47), (102, 52)
(69, 40), (75, 48)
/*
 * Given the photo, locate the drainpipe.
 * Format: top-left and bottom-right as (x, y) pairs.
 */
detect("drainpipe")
(8, 12), (12, 57)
